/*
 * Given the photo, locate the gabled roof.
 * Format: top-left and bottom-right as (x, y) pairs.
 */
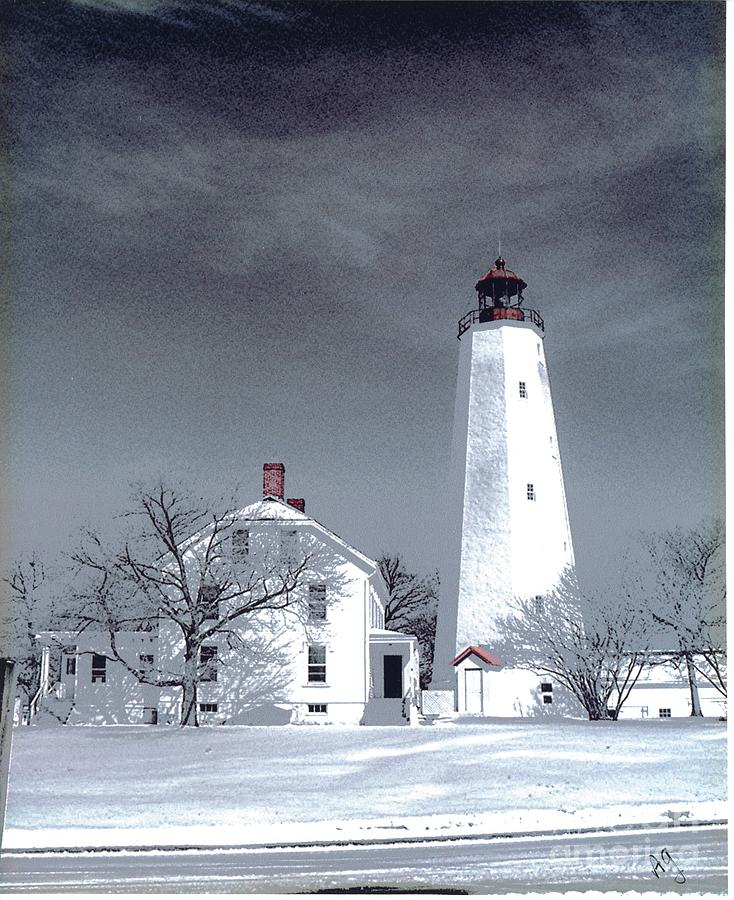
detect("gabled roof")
(451, 645), (504, 667)
(180, 496), (380, 576)
(235, 497), (310, 521)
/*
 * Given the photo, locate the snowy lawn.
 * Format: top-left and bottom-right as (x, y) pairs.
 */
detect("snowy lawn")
(4, 718), (726, 849)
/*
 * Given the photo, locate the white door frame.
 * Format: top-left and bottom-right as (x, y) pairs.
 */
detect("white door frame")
(464, 667), (483, 714)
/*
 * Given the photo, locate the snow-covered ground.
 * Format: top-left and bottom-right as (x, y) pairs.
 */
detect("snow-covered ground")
(4, 718), (726, 850)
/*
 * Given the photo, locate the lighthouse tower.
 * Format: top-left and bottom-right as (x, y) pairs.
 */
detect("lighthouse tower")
(430, 256), (575, 715)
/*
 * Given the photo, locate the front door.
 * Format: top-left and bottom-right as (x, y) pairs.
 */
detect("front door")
(383, 655), (403, 699)
(465, 668), (483, 714)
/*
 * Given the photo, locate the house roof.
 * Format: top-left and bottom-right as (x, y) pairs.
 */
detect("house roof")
(179, 496), (381, 579)
(451, 645), (504, 667)
(235, 497), (309, 521)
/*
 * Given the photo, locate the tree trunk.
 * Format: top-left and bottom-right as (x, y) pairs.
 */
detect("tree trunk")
(581, 687), (611, 720)
(684, 651), (703, 717)
(180, 653), (199, 727)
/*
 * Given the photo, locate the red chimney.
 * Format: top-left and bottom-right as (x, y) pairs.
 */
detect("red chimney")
(287, 498), (305, 513)
(263, 463), (285, 499)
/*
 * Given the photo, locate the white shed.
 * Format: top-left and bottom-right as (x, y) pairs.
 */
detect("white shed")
(452, 645), (504, 715)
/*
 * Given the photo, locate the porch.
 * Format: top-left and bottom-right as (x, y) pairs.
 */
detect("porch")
(363, 629), (420, 726)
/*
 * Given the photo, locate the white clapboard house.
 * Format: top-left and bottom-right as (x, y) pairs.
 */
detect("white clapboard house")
(31, 464), (420, 727)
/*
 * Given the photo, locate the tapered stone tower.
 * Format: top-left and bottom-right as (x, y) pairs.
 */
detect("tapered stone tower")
(431, 256), (575, 692)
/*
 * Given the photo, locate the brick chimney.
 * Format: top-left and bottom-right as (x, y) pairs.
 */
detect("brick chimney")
(263, 463), (285, 499)
(287, 498), (305, 513)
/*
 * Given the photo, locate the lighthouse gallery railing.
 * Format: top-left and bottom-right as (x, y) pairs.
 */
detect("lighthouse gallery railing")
(458, 306), (545, 339)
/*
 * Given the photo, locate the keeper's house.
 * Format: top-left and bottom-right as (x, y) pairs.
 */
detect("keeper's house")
(32, 464), (420, 727)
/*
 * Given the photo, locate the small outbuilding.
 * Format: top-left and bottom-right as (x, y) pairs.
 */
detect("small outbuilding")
(451, 645), (504, 715)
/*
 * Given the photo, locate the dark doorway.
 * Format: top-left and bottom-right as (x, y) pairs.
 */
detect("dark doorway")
(383, 655), (403, 699)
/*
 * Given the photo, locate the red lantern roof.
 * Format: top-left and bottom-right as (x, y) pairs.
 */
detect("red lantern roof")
(475, 256), (527, 298)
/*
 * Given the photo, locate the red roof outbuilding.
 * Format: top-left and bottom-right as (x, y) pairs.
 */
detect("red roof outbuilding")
(451, 645), (504, 667)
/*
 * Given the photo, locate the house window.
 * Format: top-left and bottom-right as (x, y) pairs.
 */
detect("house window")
(533, 595), (544, 615)
(200, 646), (218, 682)
(65, 657), (76, 676)
(658, 708), (671, 718)
(540, 682), (553, 693)
(308, 644), (327, 683)
(519, 381), (528, 399)
(139, 654), (154, 675)
(91, 654), (107, 684)
(641, 706), (649, 718)
(308, 584), (327, 622)
(543, 695), (553, 704)
(527, 483), (536, 501)
(281, 528), (298, 558)
(308, 703), (327, 714)
(200, 583), (220, 621)
(233, 528), (249, 561)
(199, 702), (218, 713)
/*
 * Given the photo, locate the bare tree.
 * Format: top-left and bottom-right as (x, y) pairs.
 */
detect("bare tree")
(378, 555), (439, 688)
(68, 484), (328, 726)
(0, 555), (53, 710)
(495, 570), (652, 720)
(629, 519), (726, 713)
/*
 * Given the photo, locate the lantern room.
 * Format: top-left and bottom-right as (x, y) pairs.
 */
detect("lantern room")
(458, 255), (544, 339)
(475, 256), (527, 305)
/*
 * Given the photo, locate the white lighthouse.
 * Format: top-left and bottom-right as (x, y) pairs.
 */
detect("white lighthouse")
(429, 256), (575, 716)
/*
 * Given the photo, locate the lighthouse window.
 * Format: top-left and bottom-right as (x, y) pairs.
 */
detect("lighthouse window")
(527, 483), (536, 501)
(518, 381), (528, 399)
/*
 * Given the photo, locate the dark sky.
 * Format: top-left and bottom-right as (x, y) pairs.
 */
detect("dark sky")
(1, 1), (725, 587)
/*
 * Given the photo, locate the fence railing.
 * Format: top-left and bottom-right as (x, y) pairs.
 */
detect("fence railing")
(458, 306), (545, 339)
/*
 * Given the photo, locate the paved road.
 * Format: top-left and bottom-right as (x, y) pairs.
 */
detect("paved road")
(0, 826), (726, 894)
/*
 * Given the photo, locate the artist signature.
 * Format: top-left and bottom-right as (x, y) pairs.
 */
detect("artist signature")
(650, 848), (686, 885)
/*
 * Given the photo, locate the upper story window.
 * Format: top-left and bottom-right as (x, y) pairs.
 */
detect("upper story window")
(308, 584), (327, 622)
(232, 528), (249, 561)
(281, 528), (298, 559)
(308, 644), (327, 683)
(200, 583), (220, 621)
(527, 483), (536, 501)
(200, 645), (218, 682)
(519, 381), (528, 399)
(91, 654), (107, 684)
(65, 656), (76, 676)
(139, 654), (154, 675)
